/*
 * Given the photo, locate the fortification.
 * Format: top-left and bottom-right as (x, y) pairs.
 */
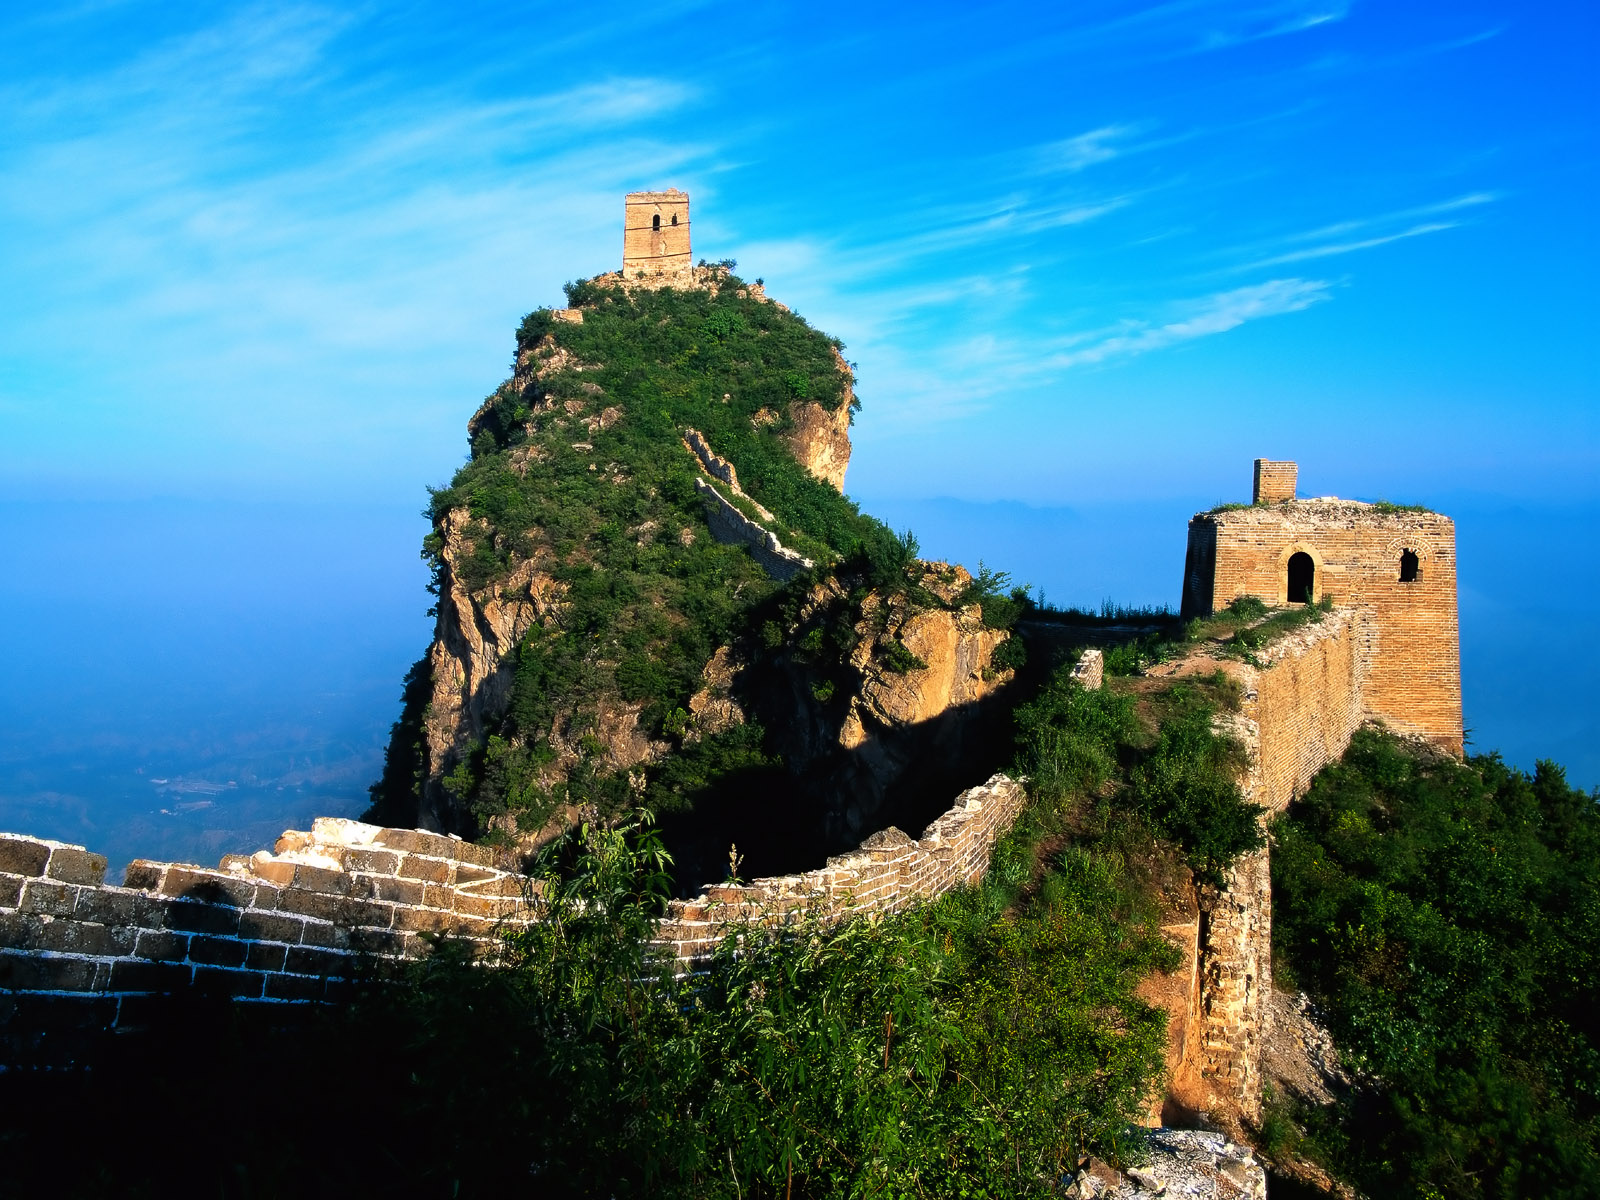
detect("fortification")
(622, 188), (692, 281)
(1181, 460), (1461, 752)
(0, 775), (1023, 1066)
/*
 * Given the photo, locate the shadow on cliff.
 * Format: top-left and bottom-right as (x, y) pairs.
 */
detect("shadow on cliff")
(655, 616), (1107, 895)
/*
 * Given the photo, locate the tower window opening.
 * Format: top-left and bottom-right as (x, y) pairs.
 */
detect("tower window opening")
(1400, 549), (1420, 583)
(1287, 552), (1315, 605)
(652, 214), (661, 231)
(671, 214), (678, 225)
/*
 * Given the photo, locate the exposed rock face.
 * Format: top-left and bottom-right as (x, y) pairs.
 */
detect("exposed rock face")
(422, 513), (562, 831)
(1066, 1130), (1266, 1198)
(782, 346), (854, 490)
(1261, 989), (1350, 1110)
(714, 563), (1016, 841)
(784, 395), (852, 490)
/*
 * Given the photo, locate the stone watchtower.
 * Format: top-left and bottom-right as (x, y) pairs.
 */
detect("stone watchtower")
(622, 189), (691, 280)
(1181, 460), (1463, 753)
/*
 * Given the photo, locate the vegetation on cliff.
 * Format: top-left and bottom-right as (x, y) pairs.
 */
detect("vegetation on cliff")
(1270, 728), (1600, 1198)
(367, 271), (950, 841)
(342, 659), (1272, 1195)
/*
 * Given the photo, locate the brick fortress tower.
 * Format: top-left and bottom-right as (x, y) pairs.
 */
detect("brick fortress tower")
(1180, 460), (1463, 753)
(622, 189), (692, 281)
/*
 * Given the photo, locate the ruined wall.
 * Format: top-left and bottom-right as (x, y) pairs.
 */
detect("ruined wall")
(1236, 608), (1375, 815)
(1, 776), (1023, 1065)
(1182, 499), (1461, 752)
(1252, 459), (1297, 505)
(0, 823), (526, 1064)
(694, 477), (815, 581)
(622, 189), (692, 280)
(1161, 610), (1373, 1125)
(1192, 849), (1274, 1126)
(655, 774), (1025, 961)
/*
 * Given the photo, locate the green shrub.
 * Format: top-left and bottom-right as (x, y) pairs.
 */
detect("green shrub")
(1128, 708), (1262, 884)
(321, 804), (1172, 1197)
(1014, 674), (1140, 810)
(879, 639), (928, 673)
(1273, 729), (1600, 1198)
(991, 632), (1028, 673)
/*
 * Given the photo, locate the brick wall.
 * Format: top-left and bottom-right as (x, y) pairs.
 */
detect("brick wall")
(1181, 498), (1461, 752)
(1252, 460), (1297, 505)
(0, 822), (529, 1064)
(1235, 608), (1375, 815)
(1, 776), (1024, 1065)
(622, 189), (692, 279)
(1177, 610), (1377, 1124)
(694, 477), (815, 581)
(656, 774), (1026, 960)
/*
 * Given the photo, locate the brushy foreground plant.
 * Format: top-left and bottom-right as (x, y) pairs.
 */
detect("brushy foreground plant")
(337, 805), (1172, 1198)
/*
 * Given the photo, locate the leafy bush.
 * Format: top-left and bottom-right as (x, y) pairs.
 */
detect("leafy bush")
(1273, 729), (1600, 1198)
(879, 639), (928, 673)
(991, 632), (1028, 673)
(1128, 707), (1262, 884)
(1014, 674), (1140, 806)
(296, 807), (1174, 1197)
(1014, 667), (1261, 885)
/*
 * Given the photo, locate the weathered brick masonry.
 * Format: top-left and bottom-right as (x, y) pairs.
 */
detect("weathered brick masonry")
(1182, 462), (1461, 752)
(0, 776), (1023, 1064)
(622, 188), (692, 280)
(1156, 608), (1379, 1124)
(656, 774), (1026, 960)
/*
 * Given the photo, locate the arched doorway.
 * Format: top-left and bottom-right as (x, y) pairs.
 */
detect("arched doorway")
(1287, 552), (1315, 605)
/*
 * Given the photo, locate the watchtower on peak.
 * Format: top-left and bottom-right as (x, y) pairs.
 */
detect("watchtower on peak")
(1180, 459), (1463, 753)
(623, 189), (691, 280)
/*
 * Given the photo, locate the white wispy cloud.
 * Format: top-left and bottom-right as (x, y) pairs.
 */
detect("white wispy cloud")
(1192, 1), (1350, 53)
(1043, 278), (1332, 368)
(0, 4), (724, 495)
(1035, 124), (1142, 172)
(1224, 193), (1498, 271)
(1245, 222), (1458, 268)
(1281, 192), (1498, 244)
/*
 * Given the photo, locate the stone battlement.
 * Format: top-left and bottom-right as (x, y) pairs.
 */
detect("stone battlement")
(657, 774), (1026, 960)
(622, 188), (692, 281)
(0, 776), (1024, 1065)
(1182, 460), (1461, 752)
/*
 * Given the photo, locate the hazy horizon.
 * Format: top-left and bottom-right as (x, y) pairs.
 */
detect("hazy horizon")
(3, 489), (1591, 874)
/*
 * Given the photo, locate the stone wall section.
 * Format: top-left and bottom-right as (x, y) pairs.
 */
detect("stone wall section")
(693, 477), (814, 582)
(1177, 611), (1376, 1125)
(1, 777), (1024, 1063)
(1182, 498), (1461, 752)
(655, 774), (1026, 961)
(0, 823), (529, 1061)
(1235, 608), (1374, 815)
(682, 425), (814, 581)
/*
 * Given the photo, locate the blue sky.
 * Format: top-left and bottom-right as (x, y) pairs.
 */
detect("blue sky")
(0, 2), (1595, 863)
(2, 0), (1593, 506)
